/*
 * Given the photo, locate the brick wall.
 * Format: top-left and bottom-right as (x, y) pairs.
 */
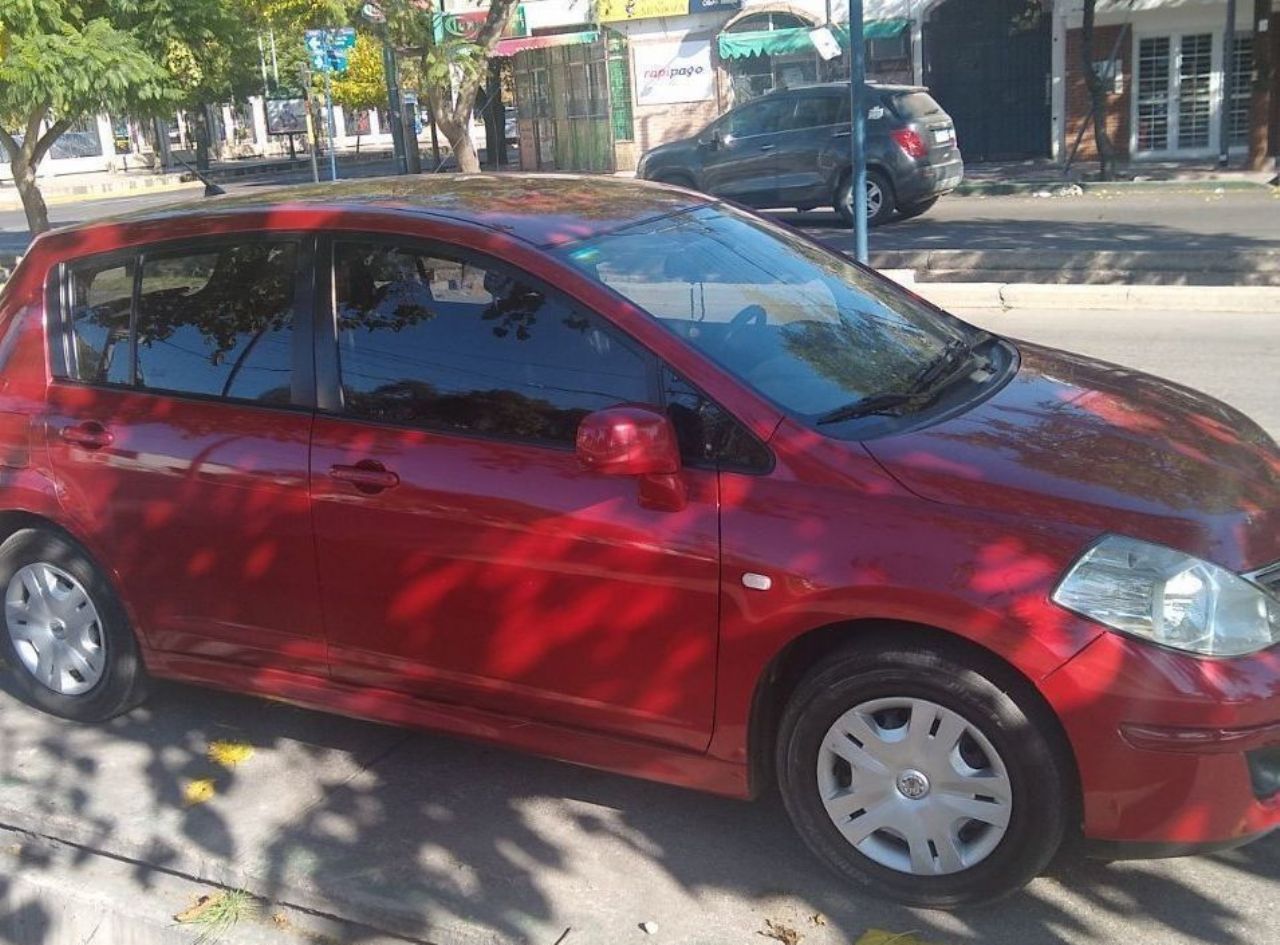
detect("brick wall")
(631, 99), (721, 161)
(1065, 26), (1131, 160)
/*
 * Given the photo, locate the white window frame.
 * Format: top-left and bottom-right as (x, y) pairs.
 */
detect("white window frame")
(1129, 28), (1225, 159)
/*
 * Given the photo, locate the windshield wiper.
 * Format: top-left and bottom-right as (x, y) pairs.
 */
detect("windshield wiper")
(815, 391), (925, 425)
(814, 332), (995, 427)
(907, 331), (992, 397)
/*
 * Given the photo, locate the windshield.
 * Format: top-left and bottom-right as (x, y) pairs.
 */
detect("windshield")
(554, 204), (982, 425)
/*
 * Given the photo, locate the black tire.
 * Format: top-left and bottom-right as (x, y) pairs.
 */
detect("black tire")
(776, 642), (1070, 909)
(0, 528), (148, 722)
(897, 195), (940, 220)
(835, 168), (895, 227)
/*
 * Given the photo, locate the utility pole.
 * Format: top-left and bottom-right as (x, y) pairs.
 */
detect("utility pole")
(1220, 0), (1238, 166)
(360, 2), (407, 174)
(847, 0), (869, 263)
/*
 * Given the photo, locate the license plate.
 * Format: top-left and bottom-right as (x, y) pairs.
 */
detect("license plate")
(933, 128), (953, 145)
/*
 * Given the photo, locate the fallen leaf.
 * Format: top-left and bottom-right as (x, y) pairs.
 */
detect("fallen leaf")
(758, 919), (802, 945)
(854, 930), (941, 945)
(207, 739), (254, 768)
(810, 913), (827, 926)
(183, 778), (217, 806)
(174, 894), (219, 924)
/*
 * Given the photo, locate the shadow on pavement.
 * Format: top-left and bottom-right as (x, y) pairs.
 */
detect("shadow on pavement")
(1, 679), (1275, 944)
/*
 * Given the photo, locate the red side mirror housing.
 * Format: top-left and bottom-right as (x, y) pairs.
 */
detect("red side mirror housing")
(576, 406), (681, 477)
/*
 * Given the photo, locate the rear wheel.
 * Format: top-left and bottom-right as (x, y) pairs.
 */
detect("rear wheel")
(0, 528), (147, 722)
(835, 169), (894, 227)
(897, 195), (940, 220)
(776, 643), (1069, 908)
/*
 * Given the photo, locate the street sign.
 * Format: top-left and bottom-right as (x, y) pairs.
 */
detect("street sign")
(331, 27), (357, 50)
(303, 28), (355, 74)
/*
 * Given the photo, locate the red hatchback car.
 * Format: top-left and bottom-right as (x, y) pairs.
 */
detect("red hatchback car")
(0, 176), (1276, 908)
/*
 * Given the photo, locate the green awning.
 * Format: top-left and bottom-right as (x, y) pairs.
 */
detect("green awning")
(717, 18), (910, 60)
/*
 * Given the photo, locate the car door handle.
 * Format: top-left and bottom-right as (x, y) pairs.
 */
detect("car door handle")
(329, 461), (400, 493)
(59, 421), (113, 450)
(759, 143), (776, 151)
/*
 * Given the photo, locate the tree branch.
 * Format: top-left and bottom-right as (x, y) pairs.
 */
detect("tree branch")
(32, 117), (74, 166)
(21, 105), (45, 163)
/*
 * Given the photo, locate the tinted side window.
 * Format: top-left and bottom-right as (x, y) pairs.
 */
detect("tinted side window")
(663, 369), (771, 471)
(334, 242), (651, 446)
(66, 259), (134, 385)
(134, 243), (297, 404)
(790, 95), (845, 129)
(729, 98), (791, 137)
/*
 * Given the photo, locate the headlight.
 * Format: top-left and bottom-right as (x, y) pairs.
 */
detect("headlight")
(1052, 535), (1280, 657)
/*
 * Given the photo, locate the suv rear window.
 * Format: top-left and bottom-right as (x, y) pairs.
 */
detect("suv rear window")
(889, 91), (944, 121)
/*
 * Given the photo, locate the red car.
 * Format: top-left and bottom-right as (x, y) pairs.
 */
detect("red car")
(0, 176), (1276, 908)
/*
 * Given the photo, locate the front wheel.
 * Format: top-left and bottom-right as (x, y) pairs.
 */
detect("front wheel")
(776, 643), (1070, 908)
(835, 169), (894, 227)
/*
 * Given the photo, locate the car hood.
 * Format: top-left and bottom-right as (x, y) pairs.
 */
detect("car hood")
(863, 342), (1280, 572)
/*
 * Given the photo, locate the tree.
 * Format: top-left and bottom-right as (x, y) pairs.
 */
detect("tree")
(330, 34), (387, 152)
(0, 2), (174, 234)
(1078, 0), (1115, 180)
(389, 0), (519, 173)
(1247, 0), (1274, 170)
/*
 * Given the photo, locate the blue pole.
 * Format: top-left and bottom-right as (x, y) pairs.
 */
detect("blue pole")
(323, 49), (339, 182)
(847, 0), (868, 263)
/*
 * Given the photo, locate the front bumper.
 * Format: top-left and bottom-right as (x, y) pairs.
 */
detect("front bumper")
(1040, 630), (1280, 848)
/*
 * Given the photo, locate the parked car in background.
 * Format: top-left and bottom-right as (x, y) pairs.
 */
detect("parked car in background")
(1, 176), (1276, 910)
(637, 82), (963, 226)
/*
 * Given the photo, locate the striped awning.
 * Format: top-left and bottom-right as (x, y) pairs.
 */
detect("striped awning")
(493, 30), (599, 57)
(717, 19), (910, 60)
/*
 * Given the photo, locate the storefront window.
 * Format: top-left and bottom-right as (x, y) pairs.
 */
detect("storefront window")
(50, 116), (105, 160)
(722, 12), (820, 104)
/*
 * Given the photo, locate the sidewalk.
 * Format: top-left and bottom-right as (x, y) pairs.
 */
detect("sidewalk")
(3, 678), (1277, 945)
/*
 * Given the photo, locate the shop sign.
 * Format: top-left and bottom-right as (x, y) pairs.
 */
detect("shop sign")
(599, 0), (739, 22)
(435, 5), (528, 42)
(633, 39), (715, 105)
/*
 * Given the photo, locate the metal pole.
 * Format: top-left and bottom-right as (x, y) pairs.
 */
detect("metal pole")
(324, 61), (339, 181)
(847, 0), (869, 263)
(258, 33), (270, 93)
(381, 30), (408, 174)
(270, 29), (280, 87)
(301, 65), (321, 184)
(1219, 0), (1238, 166)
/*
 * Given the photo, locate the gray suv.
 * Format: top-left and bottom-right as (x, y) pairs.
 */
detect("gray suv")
(636, 83), (963, 226)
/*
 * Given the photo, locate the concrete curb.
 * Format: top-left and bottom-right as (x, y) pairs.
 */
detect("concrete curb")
(902, 280), (1280, 312)
(952, 178), (1277, 196)
(0, 178), (202, 213)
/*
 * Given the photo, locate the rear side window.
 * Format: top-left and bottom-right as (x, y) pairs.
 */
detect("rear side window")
(728, 98), (791, 138)
(790, 95), (847, 130)
(67, 260), (134, 385)
(135, 244), (296, 403)
(333, 241), (651, 446)
(890, 91), (944, 120)
(60, 241), (299, 406)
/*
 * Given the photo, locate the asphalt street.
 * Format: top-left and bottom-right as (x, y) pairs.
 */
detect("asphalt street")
(2, 179), (1278, 257)
(0, 309), (1276, 945)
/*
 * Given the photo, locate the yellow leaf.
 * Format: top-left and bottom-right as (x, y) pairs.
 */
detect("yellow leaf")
(855, 931), (947, 945)
(207, 739), (254, 768)
(183, 778), (217, 806)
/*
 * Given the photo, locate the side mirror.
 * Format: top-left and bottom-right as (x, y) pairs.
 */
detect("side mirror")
(698, 128), (722, 151)
(577, 406), (680, 476)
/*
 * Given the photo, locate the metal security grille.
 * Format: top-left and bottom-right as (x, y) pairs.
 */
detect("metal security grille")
(1136, 37), (1171, 151)
(1177, 33), (1213, 149)
(1229, 34), (1254, 147)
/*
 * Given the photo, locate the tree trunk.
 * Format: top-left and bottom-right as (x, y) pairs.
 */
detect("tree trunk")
(1248, 0), (1274, 169)
(427, 82), (482, 174)
(12, 158), (50, 235)
(1079, 0), (1115, 180)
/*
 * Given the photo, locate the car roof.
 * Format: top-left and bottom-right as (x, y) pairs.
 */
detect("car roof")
(767, 81), (929, 96)
(55, 174), (712, 250)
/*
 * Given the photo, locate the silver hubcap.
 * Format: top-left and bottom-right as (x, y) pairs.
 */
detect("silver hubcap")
(5, 563), (106, 696)
(817, 697), (1012, 876)
(843, 180), (883, 219)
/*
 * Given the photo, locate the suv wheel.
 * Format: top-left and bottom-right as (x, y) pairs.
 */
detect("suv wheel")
(0, 528), (148, 722)
(836, 169), (894, 227)
(776, 642), (1070, 908)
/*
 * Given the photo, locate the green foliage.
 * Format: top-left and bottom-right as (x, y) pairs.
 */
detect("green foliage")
(330, 33), (386, 113)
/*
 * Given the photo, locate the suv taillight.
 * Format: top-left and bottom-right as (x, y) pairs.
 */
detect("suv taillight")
(891, 128), (928, 160)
